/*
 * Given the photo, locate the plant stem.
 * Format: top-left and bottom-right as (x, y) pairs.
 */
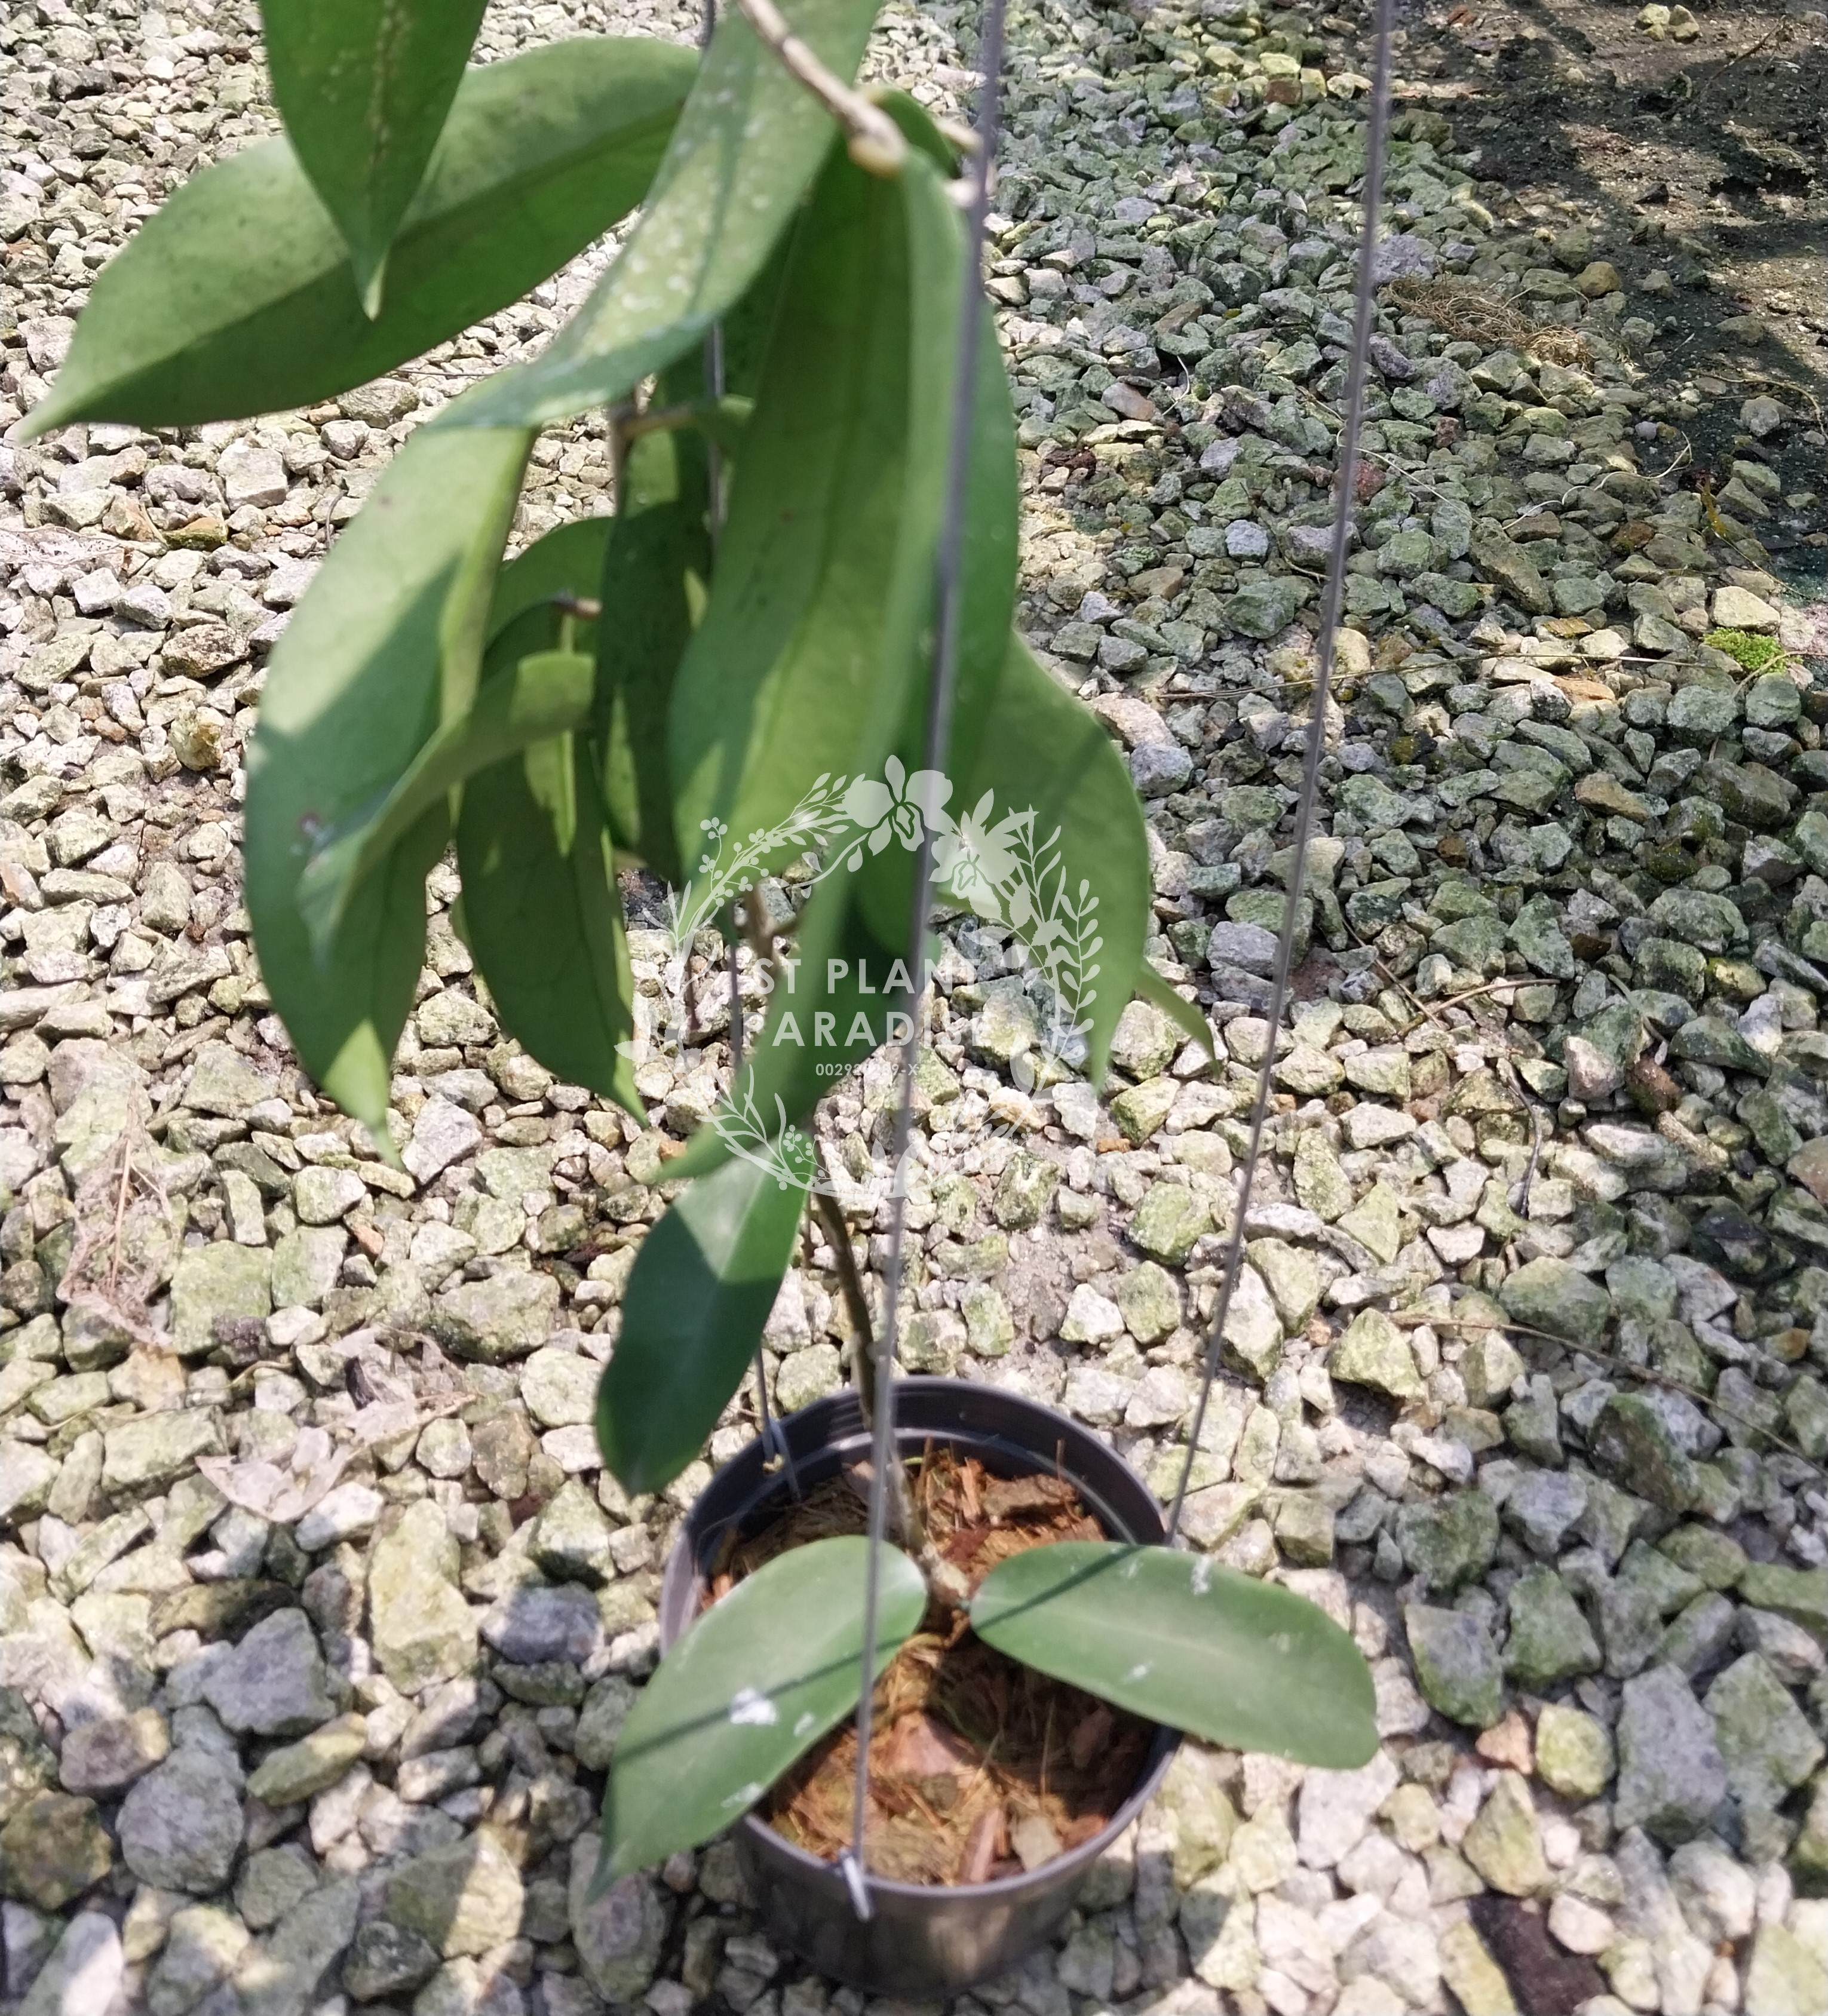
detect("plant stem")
(814, 1189), (878, 1419)
(811, 1189), (945, 1562)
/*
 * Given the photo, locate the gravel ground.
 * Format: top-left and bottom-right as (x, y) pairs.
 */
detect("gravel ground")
(5, 2), (1828, 2016)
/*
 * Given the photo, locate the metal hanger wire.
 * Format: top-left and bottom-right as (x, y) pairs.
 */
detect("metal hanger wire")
(1168, 0), (1401, 1543)
(834, 0), (1403, 1916)
(840, 0), (1010, 1920)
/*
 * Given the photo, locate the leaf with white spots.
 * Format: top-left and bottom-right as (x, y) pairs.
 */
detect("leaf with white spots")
(601, 1536), (926, 1877)
(970, 1542), (1379, 1769)
(446, 0), (881, 431)
(262, 0), (490, 315)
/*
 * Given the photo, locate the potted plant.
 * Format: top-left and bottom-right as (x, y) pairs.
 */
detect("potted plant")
(27, 0), (1378, 1992)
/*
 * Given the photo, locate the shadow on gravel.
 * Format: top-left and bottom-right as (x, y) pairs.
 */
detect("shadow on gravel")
(1357, 0), (1827, 575)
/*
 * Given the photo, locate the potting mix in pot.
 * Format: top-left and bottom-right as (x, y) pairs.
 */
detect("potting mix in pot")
(716, 1449), (1157, 1886)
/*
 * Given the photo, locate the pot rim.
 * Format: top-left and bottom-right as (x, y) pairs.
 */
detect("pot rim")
(664, 1377), (1181, 1908)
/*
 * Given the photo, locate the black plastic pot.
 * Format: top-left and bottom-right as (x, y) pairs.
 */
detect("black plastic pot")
(658, 1377), (1179, 1996)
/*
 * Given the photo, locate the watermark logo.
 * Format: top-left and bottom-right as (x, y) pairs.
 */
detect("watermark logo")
(624, 762), (1102, 1199)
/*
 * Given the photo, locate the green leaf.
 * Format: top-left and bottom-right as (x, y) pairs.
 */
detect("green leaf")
(297, 649), (595, 963)
(849, 305), (1021, 958)
(656, 147), (952, 1174)
(24, 39), (693, 435)
(246, 424), (529, 1134)
(947, 636), (1151, 1087)
(262, 0), (490, 314)
(1135, 961), (1213, 1060)
(602, 1536), (927, 1878)
(596, 1146), (814, 1492)
(875, 88), (963, 174)
(487, 513), (615, 647)
(596, 421), (711, 888)
(456, 733), (645, 1114)
(445, 0), (881, 432)
(970, 1542), (1379, 1770)
(667, 145), (958, 866)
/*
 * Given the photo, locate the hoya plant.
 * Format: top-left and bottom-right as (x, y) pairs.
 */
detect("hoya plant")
(29, 0), (1378, 1889)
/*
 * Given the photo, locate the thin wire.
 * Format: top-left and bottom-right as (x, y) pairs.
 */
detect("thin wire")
(841, 0), (1007, 1923)
(1166, 0), (1400, 1545)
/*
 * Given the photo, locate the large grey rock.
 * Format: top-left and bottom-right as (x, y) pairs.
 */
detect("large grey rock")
(1743, 1923), (1828, 2016)
(147, 1905), (249, 2016)
(403, 1097), (483, 1184)
(236, 1877), (361, 2016)
(0, 1791), (112, 1908)
(269, 1226), (347, 1311)
(1589, 1394), (1701, 1511)
(519, 1347), (597, 1429)
(385, 1830), (525, 1957)
(183, 1041), (277, 1118)
(1499, 1256), (1611, 1348)
(342, 1921), (441, 2002)
(0, 1440), (59, 1523)
(1614, 1665), (1728, 1843)
(568, 1834), (669, 2002)
(1406, 1604), (1504, 1729)
(168, 1242), (272, 1355)
(369, 1501), (479, 1695)
(18, 1911), (123, 2016)
(118, 1748), (244, 1892)
(100, 1411), (223, 1497)
(480, 1582), (601, 1667)
(1705, 1653), (1824, 1813)
(1462, 1770), (1550, 1896)
(57, 1706), (170, 1795)
(201, 1608), (335, 1735)
(1397, 1490), (1498, 1592)
(433, 1271), (560, 1362)
(1504, 1567), (1602, 1688)
(1295, 1752), (1398, 1870)
(1329, 1308), (1422, 1400)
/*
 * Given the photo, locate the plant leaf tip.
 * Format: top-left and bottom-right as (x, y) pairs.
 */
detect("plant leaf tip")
(586, 1838), (627, 1898)
(354, 250), (388, 321)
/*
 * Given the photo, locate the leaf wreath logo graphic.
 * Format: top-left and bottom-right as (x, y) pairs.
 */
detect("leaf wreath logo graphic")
(615, 765), (1102, 1200)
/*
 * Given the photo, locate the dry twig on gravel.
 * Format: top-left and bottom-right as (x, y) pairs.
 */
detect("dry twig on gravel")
(1386, 277), (1593, 368)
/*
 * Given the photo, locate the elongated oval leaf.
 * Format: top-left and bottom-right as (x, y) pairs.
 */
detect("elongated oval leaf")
(262, 0), (490, 314)
(25, 40), (692, 435)
(948, 636), (1151, 1088)
(456, 734), (644, 1115)
(849, 305), (1021, 960)
(597, 1147), (813, 1492)
(970, 1542), (1379, 1770)
(245, 424), (529, 1133)
(668, 144), (956, 864)
(298, 649), (595, 961)
(596, 413), (711, 888)
(447, 0), (881, 432)
(659, 147), (979, 1185)
(603, 1536), (927, 1879)
(870, 88), (1019, 801)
